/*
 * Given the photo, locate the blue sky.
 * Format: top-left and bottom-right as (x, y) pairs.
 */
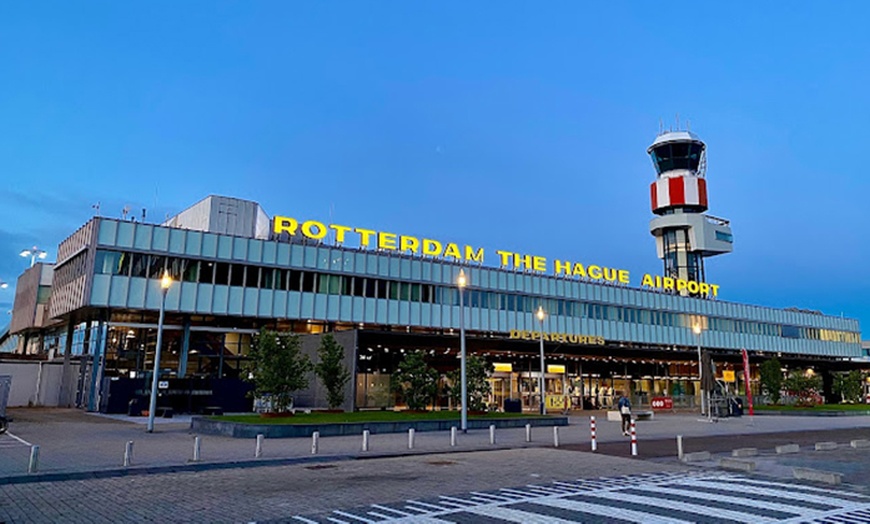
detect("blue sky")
(1, 2), (868, 334)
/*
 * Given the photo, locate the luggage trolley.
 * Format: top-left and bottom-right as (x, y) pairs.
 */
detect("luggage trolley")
(0, 375), (11, 434)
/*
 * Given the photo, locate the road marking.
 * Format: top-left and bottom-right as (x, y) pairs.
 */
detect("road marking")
(4, 432), (32, 446)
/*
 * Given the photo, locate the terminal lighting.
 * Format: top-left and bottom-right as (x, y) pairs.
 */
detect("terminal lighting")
(20, 246), (48, 267)
(0, 281), (7, 289)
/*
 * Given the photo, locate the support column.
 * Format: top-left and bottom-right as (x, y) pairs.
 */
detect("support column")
(58, 318), (76, 407)
(87, 321), (107, 412)
(178, 317), (191, 377)
(76, 321), (94, 408)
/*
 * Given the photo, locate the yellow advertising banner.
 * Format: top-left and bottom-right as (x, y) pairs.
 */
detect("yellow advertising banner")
(722, 370), (736, 383)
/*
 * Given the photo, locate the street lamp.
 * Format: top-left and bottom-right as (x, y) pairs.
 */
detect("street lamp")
(20, 246), (48, 267)
(457, 269), (468, 433)
(0, 281), (7, 289)
(537, 306), (546, 415)
(692, 323), (704, 416)
(146, 270), (173, 433)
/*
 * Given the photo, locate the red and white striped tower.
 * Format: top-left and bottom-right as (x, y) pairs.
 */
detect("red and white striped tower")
(648, 130), (733, 288)
(590, 416), (597, 452)
(630, 419), (637, 456)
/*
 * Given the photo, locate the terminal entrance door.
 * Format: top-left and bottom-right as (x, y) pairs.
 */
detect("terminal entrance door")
(520, 373), (567, 412)
(488, 373), (511, 411)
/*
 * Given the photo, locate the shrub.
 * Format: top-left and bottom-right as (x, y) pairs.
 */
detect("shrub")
(391, 351), (438, 410)
(833, 370), (864, 404)
(314, 334), (352, 410)
(759, 357), (783, 404)
(246, 328), (313, 413)
(446, 355), (495, 411)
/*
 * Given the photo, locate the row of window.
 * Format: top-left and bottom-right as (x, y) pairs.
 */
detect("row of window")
(92, 250), (861, 344)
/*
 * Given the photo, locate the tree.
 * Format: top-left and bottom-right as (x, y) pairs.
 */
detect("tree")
(314, 334), (352, 410)
(391, 351), (439, 410)
(783, 369), (823, 407)
(833, 370), (864, 404)
(447, 355), (495, 411)
(759, 357), (783, 404)
(246, 328), (313, 413)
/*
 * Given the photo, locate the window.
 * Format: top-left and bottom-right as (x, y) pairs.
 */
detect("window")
(183, 260), (199, 283)
(147, 256), (166, 279)
(245, 266), (260, 288)
(200, 261), (215, 284)
(715, 231), (733, 243)
(214, 262), (230, 285)
(230, 265), (245, 287)
(130, 253), (148, 278)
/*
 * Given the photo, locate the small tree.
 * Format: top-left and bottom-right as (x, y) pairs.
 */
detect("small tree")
(246, 328), (313, 413)
(759, 357), (783, 404)
(314, 334), (351, 410)
(833, 370), (864, 404)
(391, 351), (438, 410)
(783, 369), (823, 407)
(447, 355), (495, 411)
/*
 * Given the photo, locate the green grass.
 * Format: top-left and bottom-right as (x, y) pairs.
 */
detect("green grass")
(212, 411), (552, 425)
(755, 404), (870, 412)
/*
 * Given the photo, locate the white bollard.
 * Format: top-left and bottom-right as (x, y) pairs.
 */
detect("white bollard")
(362, 430), (370, 452)
(525, 423), (531, 443)
(408, 428), (415, 449)
(193, 436), (201, 462)
(28, 445), (40, 474)
(489, 425), (496, 445)
(450, 426), (457, 447)
(311, 431), (319, 454)
(553, 426), (560, 448)
(590, 416), (597, 452)
(630, 420), (637, 456)
(124, 441), (134, 467)
(255, 434), (264, 458)
(676, 435), (683, 460)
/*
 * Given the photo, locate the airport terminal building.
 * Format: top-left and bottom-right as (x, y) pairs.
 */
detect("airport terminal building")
(8, 132), (864, 413)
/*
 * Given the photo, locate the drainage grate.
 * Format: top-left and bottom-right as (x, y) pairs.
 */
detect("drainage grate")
(304, 464), (339, 470)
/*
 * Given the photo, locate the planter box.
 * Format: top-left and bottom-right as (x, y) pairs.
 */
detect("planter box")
(191, 416), (569, 439)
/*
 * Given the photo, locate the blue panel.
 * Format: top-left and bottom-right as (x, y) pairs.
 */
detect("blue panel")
(168, 228), (186, 254)
(422, 261), (432, 281)
(90, 274), (111, 306)
(196, 285), (213, 313)
(352, 297), (365, 323)
(179, 283), (197, 313)
(317, 247), (330, 270)
(339, 296), (353, 321)
(330, 249), (343, 271)
(431, 302), (442, 327)
(144, 280), (162, 310)
(366, 254), (379, 275)
(258, 289), (273, 317)
(399, 259), (411, 279)
(375, 299), (388, 324)
(410, 260), (422, 280)
(303, 246), (318, 268)
(410, 303), (421, 325)
(296, 292), (311, 319)
(389, 257), (401, 277)
(353, 253), (366, 274)
(212, 285), (229, 315)
(115, 222), (135, 248)
(277, 243), (292, 267)
(232, 238), (248, 260)
(98, 220), (118, 246)
(325, 296), (339, 321)
(228, 288), (244, 315)
(387, 301), (400, 324)
(363, 298), (377, 323)
(313, 294), (327, 319)
(248, 240), (263, 264)
(151, 227), (169, 252)
(262, 242), (277, 265)
(398, 301), (410, 325)
(201, 234), (218, 258)
(470, 308), (480, 330)
(164, 284), (181, 312)
(272, 290), (287, 318)
(185, 231), (203, 256)
(133, 225), (153, 250)
(128, 278), (148, 308)
(217, 235), (234, 259)
(243, 288), (259, 316)
(108, 276), (129, 307)
(429, 263), (441, 284)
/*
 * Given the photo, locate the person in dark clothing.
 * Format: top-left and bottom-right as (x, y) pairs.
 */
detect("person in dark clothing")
(617, 391), (632, 436)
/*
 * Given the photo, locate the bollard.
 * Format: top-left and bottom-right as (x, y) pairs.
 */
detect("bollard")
(362, 430), (370, 452)
(450, 426), (457, 447)
(630, 420), (637, 456)
(590, 416), (597, 452)
(525, 423), (531, 443)
(408, 428), (415, 450)
(28, 445), (40, 474)
(553, 426), (560, 448)
(489, 425), (496, 445)
(255, 434), (264, 458)
(193, 436), (202, 462)
(311, 431), (320, 454)
(676, 435), (683, 460)
(124, 441), (134, 467)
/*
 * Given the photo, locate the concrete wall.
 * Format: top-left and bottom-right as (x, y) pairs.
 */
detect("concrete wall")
(294, 330), (357, 411)
(0, 360), (81, 407)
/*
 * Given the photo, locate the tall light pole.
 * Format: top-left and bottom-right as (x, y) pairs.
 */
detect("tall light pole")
(0, 281), (7, 289)
(537, 306), (546, 415)
(20, 246), (48, 267)
(146, 270), (173, 433)
(457, 269), (468, 433)
(693, 323), (704, 415)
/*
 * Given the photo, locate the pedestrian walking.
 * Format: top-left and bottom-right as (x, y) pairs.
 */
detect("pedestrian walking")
(617, 391), (632, 436)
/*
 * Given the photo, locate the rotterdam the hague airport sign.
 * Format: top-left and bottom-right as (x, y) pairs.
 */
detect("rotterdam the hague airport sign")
(273, 215), (721, 298)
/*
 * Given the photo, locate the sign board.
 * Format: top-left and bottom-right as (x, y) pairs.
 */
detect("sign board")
(722, 370), (736, 383)
(650, 397), (673, 410)
(546, 396), (567, 410)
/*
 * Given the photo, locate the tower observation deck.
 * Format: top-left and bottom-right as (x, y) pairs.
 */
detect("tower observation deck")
(648, 130), (733, 286)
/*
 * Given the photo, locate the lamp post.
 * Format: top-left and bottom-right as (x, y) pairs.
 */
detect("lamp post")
(0, 281), (7, 289)
(693, 323), (704, 416)
(537, 306), (546, 415)
(457, 269), (468, 433)
(20, 246), (48, 267)
(146, 270), (173, 433)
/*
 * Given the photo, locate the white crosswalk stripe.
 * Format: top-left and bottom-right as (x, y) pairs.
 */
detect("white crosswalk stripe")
(293, 471), (870, 523)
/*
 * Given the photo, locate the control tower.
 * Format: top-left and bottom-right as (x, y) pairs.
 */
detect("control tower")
(648, 130), (733, 285)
